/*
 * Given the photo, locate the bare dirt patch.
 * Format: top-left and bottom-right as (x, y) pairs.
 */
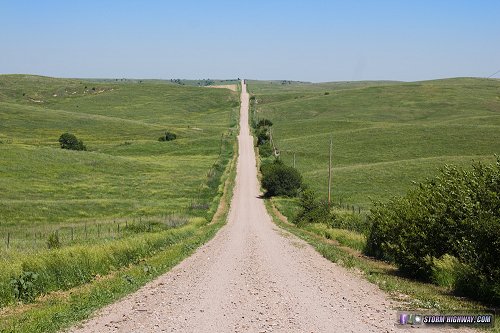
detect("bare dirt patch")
(206, 84), (237, 92)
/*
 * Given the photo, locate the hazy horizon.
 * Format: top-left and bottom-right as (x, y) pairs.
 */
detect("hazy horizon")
(1, 0), (499, 82)
(2, 73), (499, 84)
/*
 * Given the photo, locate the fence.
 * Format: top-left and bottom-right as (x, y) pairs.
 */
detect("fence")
(1, 213), (189, 252)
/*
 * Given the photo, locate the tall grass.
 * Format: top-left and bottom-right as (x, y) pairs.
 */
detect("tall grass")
(0, 220), (202, 307)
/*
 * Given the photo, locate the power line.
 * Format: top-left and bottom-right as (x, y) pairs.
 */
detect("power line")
(487, 69), (500, 78)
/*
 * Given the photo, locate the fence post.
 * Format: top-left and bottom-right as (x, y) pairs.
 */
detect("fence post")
(7, 232), (10, 249)
(71, 227), (74, 241)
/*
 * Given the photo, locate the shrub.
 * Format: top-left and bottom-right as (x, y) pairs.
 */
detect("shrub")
(158, 131), (177, 142)
(261, 160), (302, 197)
(255, 127), (269, 146)
(365, 158), (500, 304)
(259, 143), (273, 158)
(294, 189), (329, 225)
(58, 133), (86, 151)
(256, 118), (273, 128)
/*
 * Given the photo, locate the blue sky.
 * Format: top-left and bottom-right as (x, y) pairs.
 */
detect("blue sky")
(1, 0), (499, 82)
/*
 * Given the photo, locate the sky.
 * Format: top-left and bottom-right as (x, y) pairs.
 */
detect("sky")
(1, 0), (499, 82)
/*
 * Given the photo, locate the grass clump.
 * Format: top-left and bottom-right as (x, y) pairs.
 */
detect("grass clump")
(46, 232), (61, 249)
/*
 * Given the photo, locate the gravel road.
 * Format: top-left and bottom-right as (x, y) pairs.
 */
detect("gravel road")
(68, 81), (470, 333)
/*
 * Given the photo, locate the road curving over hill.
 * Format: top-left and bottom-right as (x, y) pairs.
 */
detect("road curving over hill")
(69, 81), (467, 333)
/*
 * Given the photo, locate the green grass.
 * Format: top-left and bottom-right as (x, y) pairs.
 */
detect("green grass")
(0, 146), (238, 333)
(0, 74), (238, 234)
(248, 78), (500, 207)
(0, 74), (239, 324)
(0, 73), (240, 331)
(265, 199), (499, 332)
(254, 78), (500, 330)
(304, 223), (367, 251)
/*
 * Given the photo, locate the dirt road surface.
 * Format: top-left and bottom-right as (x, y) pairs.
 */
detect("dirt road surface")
(69, 81), (467, 332)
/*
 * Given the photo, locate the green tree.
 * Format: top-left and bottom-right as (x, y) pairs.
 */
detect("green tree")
(261, 160), (302, 197)
(158, 131), (177, 141)
(58, 133), (86, 151)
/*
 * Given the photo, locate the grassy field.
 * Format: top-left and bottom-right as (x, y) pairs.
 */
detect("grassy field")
(248, 78), (500, 208)
(253, 78), (500, 329)
(0, 74), (239, 327)
(0, 75), (239, 247)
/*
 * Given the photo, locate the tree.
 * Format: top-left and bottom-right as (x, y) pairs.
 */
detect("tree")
(58, 133), (86, 151)
(158, 131), (177, 142)
(256, 119), (273, 128)
(261, 160), (302, 197)
(256, 127), (269, 146)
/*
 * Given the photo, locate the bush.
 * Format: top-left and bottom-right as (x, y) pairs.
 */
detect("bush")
(261, 160), (302, 197)
(256, 118), (273, 128)
(259, 143), (273, 158)
(255, 127), (269, 146)
(365, 158), (500, 304)
(58, 133), (86, 151)
(158, 131), (177, 142)
(294, 189), (329, 225)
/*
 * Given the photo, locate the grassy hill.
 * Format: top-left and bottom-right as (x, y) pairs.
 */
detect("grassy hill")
(248, 78), (500, 208)
(0, 75), (240, 331)
(0, 74), (238, 238)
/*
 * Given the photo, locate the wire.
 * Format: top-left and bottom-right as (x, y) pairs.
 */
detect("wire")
(487, 69), (500, 78)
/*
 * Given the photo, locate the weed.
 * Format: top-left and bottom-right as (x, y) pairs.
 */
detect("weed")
(11, 271), (39, 303)
(46, 232), (61, 249)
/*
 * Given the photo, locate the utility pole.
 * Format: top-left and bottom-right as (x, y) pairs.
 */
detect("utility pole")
(269, 128), (275, 156)
(328, 136), (332, 207)
(219, 133), (224, 156)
